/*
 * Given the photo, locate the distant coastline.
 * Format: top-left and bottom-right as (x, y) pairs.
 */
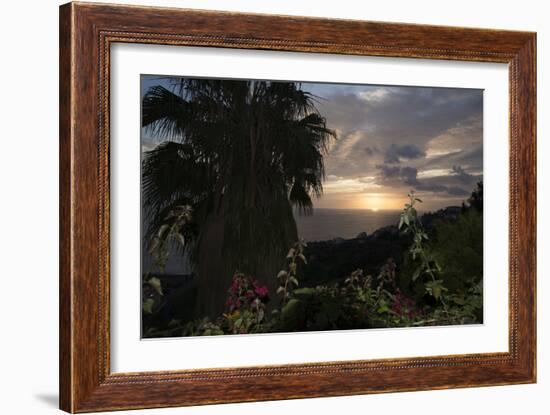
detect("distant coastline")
(143, 206), (461, 275)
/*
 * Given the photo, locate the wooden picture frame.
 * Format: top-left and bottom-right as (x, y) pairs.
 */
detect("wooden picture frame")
(59, 2), (536, 412)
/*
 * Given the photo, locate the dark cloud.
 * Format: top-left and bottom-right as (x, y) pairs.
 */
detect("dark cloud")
(415, 180), (469, 196)
(364, 146), (379, 156)
(376, 165), (418, 186)
(317, 86), (482, 177)
(451, 165), (474, 184)
(375, 164), (476, 198)
(425, 132), (483, 173)
(317, 87), (482, 147)
(384, 144), (426, 163)
(447, 186), (471, 196)
(416, 182), (449, 193)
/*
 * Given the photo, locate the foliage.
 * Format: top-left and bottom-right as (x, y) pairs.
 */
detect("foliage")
(147, 205), (194, 272)
(398, 192), (449, 316)
(180, 272), (270, 336)
(143, 189), (483, 337)
(142, 275), (164, 315)
(431, 208), (483, 293)
(222, 273), (269, 334)
(275, 241), (306, 306)
(467, 181), (483, 212)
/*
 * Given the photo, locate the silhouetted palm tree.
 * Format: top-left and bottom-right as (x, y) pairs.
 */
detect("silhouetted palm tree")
(142, 78), (335, 317)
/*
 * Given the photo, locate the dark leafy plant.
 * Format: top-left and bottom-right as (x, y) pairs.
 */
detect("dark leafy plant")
(398, 192), (449, 316)
(275, 241), (307, 306)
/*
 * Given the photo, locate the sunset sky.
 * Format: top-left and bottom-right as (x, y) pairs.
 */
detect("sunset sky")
(142, 77), (483, 212)
(300, 82), (483, 211)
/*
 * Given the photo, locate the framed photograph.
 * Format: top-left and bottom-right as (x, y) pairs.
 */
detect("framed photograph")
(59, 2), (536, 412)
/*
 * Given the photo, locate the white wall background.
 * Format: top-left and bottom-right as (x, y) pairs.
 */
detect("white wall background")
(0, 0), (546, 414)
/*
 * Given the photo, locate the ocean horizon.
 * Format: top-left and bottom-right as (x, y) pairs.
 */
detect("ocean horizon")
(143, 208), (405, 274)
(294, 207), (402, 242)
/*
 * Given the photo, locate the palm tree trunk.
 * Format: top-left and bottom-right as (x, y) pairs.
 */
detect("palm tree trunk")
(194, 217), (296, 319)
(194, 212), (230, 319)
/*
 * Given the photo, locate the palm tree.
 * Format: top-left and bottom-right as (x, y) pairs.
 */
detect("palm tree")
(142, 78), (335, 318)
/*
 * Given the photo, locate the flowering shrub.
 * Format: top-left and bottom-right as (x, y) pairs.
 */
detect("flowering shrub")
(391, 290), (420, 320)
(225, 272), (269, 313)
(181, 272), (271, 336)
(222, 272), (270, 334)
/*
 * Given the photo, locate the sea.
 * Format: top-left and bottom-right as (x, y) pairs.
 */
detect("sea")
(143, 208), (402, 274)
(294, 208), (401, 242)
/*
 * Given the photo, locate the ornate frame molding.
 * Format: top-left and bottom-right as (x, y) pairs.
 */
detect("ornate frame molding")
(60, 2), (536, 412)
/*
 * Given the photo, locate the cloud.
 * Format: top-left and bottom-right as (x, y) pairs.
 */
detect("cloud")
(376, 165), (418, 186)
(414, 180), (469, 196)
(451, 165), (474, 184)
(313, 85), (483, 176)
(447, 186), (471, 196)
(364, 146), (379, 156)
(384, 144), (426, 163)
(358, 88), (390, 102)
(425, 115), (482, 160)
(375, 164), (477, 198)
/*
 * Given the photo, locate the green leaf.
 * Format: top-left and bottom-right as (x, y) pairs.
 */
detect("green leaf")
(294, 287), (315, 297)
(149, 277), (163, 296)
(412, 267), (422, 282)
(377, 304), (390, 314)
(281, 298), (300, 319)
(142, 298), (155, 314)
(425, 280), (448, 300)
(174, 233), (185, 246)
(289, 276), (299, 287)
(451, 296), (466, 305)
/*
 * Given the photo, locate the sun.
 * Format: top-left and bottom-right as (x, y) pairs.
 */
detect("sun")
(362, 193), (385, 211)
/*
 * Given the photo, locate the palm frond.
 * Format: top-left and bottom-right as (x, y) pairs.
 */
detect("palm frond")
(142, 86), (190, 139)
(142, 141), (211, 215)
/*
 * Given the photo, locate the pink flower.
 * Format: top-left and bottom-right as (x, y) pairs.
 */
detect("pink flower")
(391, 291), (418, 319)
(255, 285), (269, 298)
